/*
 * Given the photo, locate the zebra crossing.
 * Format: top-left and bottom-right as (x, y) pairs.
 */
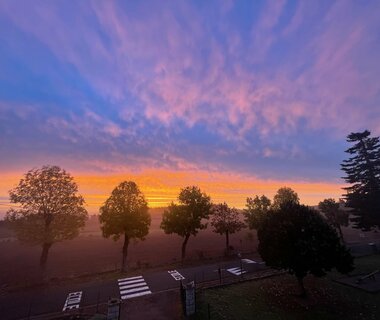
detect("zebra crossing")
(62, 258), (258, 306)
(227, 267), (247, 276)
(118, 276), (151, 300)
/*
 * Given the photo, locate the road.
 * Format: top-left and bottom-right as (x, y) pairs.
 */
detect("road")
(0, 257), (267, 319)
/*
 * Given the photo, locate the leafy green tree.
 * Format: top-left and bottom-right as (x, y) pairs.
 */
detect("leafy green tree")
(160, 186), (212, 261)
(211, 202), (245, 251)
(244, 195), (271, 230)
(258, 203), (353, 296)
(99, 181), (150, 272)
(272, 187), (299, 210)
(5, 166), (88, 269)
(318, 198), (349, 242)
(341, 130), (380, 230)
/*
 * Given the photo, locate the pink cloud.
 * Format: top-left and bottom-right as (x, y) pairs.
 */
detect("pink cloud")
(1, 0), (379, 142)
(103, 123), (122, 138)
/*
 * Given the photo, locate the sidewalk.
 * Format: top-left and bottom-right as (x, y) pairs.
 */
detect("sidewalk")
(120, 289), (184, 320)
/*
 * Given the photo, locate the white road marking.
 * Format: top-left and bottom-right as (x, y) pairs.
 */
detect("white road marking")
(119, 278), (145, 285)
(168, 270), (185, 281)
(118, 275), (143, 282)
(227, 267), (247, 276)
(63, 291), (82, 311)
(119, 282), (147, 290)
(118, 276), (151, 300)
(122, 290), (152, 300)
(241, 259), (257, 264)
(121, 286), (149, 295)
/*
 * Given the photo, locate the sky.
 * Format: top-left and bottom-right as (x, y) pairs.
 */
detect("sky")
(1, 0), (380, 216)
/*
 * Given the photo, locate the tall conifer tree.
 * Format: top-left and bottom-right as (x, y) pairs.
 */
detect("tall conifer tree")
(341, 130), (380, 230)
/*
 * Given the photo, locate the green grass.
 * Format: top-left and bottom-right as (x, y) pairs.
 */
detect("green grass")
(195, 255), (380, 320)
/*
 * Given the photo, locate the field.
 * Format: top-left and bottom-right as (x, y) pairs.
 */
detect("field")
(0, 208), (379, 288)
(195, 255), (380, 320)
(0, 209), (257, 287)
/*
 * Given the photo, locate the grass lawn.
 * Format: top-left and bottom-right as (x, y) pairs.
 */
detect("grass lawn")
(195, 255), (380, 320)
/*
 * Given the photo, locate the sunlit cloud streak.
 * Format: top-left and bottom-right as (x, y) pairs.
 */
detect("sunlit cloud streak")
(0, 170), (345, 217)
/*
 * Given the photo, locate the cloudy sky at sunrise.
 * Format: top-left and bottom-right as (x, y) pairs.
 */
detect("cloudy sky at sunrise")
(1, 0), (380, 216)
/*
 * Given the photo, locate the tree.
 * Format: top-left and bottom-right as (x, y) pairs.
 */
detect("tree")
(272, 187), (299, 210)
(5, 166), (88, 269)
(318, 198), (349, 242)
(160, 186), (212, 261)
(258, 203), (353, 297)
(99, 181), (150, 272)
(244, 195), (271, 230)
(211, 202), (245, 252)
(341, 130), (380, 230)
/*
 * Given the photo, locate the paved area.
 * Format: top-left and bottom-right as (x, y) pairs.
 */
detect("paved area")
(2, 242), (378, 319)
(0, 257), (266, 319)
(118, 275), (151, 300)
(121, 290), (184, 320)
(335, 272), (380, 293)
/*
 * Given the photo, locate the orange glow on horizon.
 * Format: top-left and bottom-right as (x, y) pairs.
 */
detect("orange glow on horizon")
(0, 169), (346, 216)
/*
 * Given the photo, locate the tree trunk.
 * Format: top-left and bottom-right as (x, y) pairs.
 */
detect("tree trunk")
(181, 234), (190, 261)
(40, 242), (52, 269)
(297, 276), (307, 297)
(338, 225), (345, 244)
(121, 234), (129, 273)
(225, 231), (230, 250)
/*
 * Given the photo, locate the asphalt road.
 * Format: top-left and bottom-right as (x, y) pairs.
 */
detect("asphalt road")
(0, 257), (266, 320)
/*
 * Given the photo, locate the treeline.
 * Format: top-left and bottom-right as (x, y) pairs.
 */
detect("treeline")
(4, 130), (380, 294)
